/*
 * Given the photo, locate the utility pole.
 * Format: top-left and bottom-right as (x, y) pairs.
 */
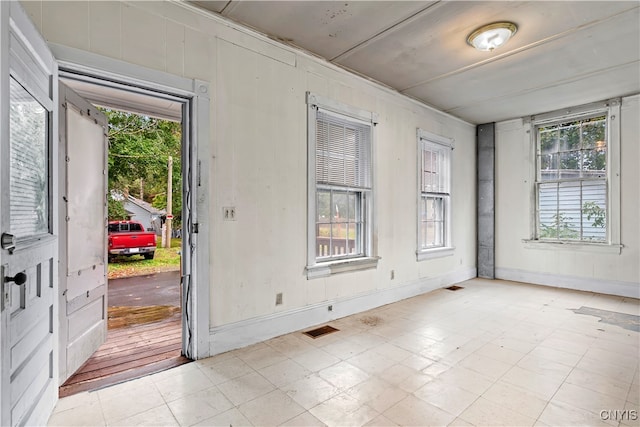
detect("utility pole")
(164, 156), (173, 248)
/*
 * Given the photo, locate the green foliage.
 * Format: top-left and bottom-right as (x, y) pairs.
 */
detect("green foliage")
(108, 198), (129, 220)
(539, 212), (579, 239)
(540, 202), (606, 240)
(102, 109), (183, 224)
(539, 116), (607, 174)
(583, 201), (606, 228)
(152, 192), (182, 227)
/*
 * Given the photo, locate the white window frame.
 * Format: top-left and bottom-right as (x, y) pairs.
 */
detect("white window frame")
(416, 129), (454, 260)
(306, 92), (379, 279)
(524, 99), (622, 253)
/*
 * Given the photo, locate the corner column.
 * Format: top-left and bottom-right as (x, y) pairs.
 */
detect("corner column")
(477, 123), (495, 279)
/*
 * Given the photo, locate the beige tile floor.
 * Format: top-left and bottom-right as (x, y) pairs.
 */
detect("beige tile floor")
(48, 278), (640, 427)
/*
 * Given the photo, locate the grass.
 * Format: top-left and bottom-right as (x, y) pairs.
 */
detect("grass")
(108, 238), (182, 279)
(317, 224), (357, 239)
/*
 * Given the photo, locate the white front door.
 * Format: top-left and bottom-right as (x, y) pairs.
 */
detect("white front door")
(0, 2), (59, 426)
(58, 83), (108, 383)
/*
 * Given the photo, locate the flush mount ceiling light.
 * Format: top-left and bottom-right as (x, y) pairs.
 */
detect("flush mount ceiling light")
(467, 22), (517, 51)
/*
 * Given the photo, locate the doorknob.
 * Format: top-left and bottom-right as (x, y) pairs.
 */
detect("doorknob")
(4, 272), (27, 285)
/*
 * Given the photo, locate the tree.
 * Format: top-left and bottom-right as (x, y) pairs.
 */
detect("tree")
(583, 201), (606, 228)
(103, 109), (182, 225)
(539, 116), (606, 175)
(539, 212), (579, 239)
(108, 198), (129, 220)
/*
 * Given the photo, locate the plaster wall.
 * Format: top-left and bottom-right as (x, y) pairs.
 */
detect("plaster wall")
(495, 95), (640, 297)
(23, 1), (477, 343)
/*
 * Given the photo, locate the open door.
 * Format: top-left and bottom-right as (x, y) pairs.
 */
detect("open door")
(57, 84), (108, 383)
(0, 2), (58, 426)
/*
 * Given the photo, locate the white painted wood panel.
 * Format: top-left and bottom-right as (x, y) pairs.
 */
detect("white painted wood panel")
(57, 83), (108, 383)
(1, 3), (58, 425)
(66, 105), (106, 274)
(65, 267), (105, 303)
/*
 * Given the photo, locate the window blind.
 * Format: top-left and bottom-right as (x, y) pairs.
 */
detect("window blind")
(316, 110), (372, 189)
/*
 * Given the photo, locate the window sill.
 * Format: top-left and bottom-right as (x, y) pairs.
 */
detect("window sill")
(306, 256), (380, 279)
(416, 247), (455, 261)
(522, 239), (623, 254)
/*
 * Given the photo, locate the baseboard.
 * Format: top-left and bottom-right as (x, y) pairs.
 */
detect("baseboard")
(209, 267), (476, 356)
(495, 267), (640, 299)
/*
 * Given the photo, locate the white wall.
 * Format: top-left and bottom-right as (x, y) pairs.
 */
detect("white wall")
(495, 95), (640, 298)
(23, 1), (477, 354)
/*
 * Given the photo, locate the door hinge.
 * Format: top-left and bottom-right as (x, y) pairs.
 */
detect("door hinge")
(192, 223), (199, 234)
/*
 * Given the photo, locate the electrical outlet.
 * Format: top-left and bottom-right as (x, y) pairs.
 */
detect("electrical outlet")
(223, 207), (236, 221)
(328, 305), (333, 312)
(275, 293), (283, 305)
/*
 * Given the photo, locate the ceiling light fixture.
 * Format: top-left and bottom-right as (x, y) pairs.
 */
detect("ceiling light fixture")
(467, 22), (517, 51)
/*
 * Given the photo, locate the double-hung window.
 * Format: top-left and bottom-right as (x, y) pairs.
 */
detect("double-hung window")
(306, 93), (377, 278)
(531, 99), (621, 249)
(417, 129), (454, 260)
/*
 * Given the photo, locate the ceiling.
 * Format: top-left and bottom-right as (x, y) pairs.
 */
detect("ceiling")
(60, 73), (184, 122)
(188, 1), (640, 124)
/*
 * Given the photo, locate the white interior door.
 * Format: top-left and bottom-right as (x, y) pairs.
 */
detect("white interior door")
(57, 83), (108, 383)
(0, 2), (59, 426)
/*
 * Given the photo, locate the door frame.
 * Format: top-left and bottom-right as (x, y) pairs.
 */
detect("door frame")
(50, 44), (211, 362)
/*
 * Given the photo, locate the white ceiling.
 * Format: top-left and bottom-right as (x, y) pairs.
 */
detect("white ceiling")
(189, 1), (640, 124)
(60, 74), (184, 122)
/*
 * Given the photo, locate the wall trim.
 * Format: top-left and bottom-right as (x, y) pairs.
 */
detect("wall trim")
(496, 267), (639, 299)
(50, 43), (195, 96)
(209, 267), (476, 356)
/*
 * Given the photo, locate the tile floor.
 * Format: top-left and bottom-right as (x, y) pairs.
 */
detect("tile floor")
(48, 278), (640, 427)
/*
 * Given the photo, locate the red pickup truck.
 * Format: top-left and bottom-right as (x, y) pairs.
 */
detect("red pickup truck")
(108, 220), (157, 261)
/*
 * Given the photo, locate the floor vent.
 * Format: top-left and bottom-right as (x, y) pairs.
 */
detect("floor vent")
(303, 325), (339, 339)
(445, 285), (464, 291)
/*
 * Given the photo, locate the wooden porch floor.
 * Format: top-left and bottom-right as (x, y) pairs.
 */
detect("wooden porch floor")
(59, 312), (190, 398)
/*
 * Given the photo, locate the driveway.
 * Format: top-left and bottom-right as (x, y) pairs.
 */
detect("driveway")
(108, 270), (180, 307)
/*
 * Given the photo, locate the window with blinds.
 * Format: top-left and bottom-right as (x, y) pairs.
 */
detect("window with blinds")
(535, 114), (607, 241)
(418, 137), (451, 250)
(311, 105), (373, 262)
(9, 77), (49, 239)
(315, 110), (371, 189)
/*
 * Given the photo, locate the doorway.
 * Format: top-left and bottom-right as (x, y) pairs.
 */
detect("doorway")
(0, 5), (209, 424)
(56, 72), (194, 396)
